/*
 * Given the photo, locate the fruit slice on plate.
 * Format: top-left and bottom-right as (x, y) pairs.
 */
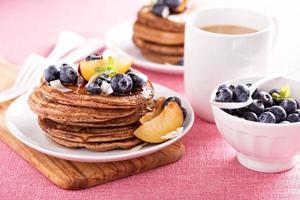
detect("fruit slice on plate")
(79, 59), (108, 81)
(134, 101), (184, 143)
(140, 97), (165, 124)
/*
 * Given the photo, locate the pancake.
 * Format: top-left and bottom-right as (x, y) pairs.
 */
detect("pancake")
(133, 35), (184, 56)
(28, 90), (147, 123)
(47, 134), (142, 152)
(38, 80), (154, 109)
(140, 49), (183, 65)
(29, 71), (155, 151)
(39, 118), (138, 143)
(52, 109), (144, 127)
(133, 22), (184, 45)
(137, 6), (184, 33)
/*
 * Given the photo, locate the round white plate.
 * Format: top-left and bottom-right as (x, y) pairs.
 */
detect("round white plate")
(5, 83), (194, 163)
(105, 20), (184, 74)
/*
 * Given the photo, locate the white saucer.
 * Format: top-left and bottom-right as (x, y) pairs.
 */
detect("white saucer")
(105, 20), (184, 74)
(5, 83), (194, 163)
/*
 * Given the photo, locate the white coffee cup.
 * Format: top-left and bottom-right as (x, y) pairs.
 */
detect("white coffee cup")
(184, 8), (278, 122)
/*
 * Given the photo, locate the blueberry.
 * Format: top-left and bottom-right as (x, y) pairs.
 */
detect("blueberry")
(98, 74), (111, 83)
(258, 112), (276, 123)
(127, 72), (146, 88)
(269, 88), (279, 95)
(286, 113), (300, 123)
(86, 54), (102, 61)
(215, 88), (233, 102)
(152, 4), (170, 17)
(44, 65), (59, 82)
(110, 74), (133, 95)
(164, 96), (181, 106)
(223, 109), (235, 115)
(257, 91), (273, 107)
(95, 77), (103, 86)
(295, 109), (300, 116)
(234, 108), (247, 117)
(181, 107), (187, 119)
(246, 83), (252, 87)
(248, 99), (265, 115)
(94, 73), (110, 86)
(233, 84), (249, 102)
(280, 98), (297, 114)
(252, 89), (261, 99)
(228, 85), (235, 93)
(269, 106), (287, 123)
(295, 99), (299, 108)
(86, 82), (101, 95)
(164, 0), (181, 10)
(59, 64), (78, 84)
(217, 84), (227, 91)
(242, 111), (258, 122)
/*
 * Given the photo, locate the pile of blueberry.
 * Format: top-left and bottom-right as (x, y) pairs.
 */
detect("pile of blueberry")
(215, 83), (300, 123)
(44, 63), (78, 85)
(44, 64), (146, 96)
(87, 71), (146, 95)
(152, 0), (184, 17)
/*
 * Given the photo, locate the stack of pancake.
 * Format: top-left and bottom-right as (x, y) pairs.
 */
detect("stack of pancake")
(28, 79), (155, 152)
(133, 6), (185, 65)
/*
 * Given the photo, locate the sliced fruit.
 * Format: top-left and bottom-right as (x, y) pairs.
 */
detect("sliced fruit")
(79, 59), (108, 81)
(134, 101), (184, 143)
(102, 48), (133, 74)
(140, 97), (165, 124)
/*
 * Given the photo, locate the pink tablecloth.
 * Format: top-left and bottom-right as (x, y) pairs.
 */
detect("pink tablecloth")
(0, 0), (300, 199)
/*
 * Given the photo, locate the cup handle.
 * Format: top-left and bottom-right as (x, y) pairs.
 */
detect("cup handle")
(270, 16), (278, 48)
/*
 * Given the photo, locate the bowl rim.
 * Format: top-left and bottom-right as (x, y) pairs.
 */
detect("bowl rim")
(210, 75), (300, 128)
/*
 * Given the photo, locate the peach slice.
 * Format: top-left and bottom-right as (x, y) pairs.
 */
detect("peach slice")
(79, 59), (108, 81)
(102, 48), (133, 74)
(140, 97), (165, 124)
(134, 101), (184, 143)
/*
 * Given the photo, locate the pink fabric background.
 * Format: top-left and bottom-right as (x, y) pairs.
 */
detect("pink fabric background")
(0, 0), (300, 199)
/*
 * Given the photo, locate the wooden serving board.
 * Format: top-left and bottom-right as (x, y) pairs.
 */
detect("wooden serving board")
(0, 59), (185, 190)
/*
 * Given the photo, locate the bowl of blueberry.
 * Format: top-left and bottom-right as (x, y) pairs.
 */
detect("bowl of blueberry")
(210, 76), (300, 173)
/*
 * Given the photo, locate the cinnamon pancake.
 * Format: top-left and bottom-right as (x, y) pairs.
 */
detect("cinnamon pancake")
(140, 49), (183, 65)
(37, 79), (154, 109)
(133, 22), (184, 45)
(133, 35), (184, 56)
(137, 6), (184, 33)
(47, 134), (142, 152)
(47, 110), (145, 128)
(39, 118), (138, 143)
(28, 90), (147, 122)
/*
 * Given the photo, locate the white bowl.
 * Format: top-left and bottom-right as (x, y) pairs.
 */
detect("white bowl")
(211, 76), (300, 173)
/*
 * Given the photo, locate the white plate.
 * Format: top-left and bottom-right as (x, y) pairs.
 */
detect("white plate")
(105, 20), (184, 74)
(5, 83), (194, 163)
